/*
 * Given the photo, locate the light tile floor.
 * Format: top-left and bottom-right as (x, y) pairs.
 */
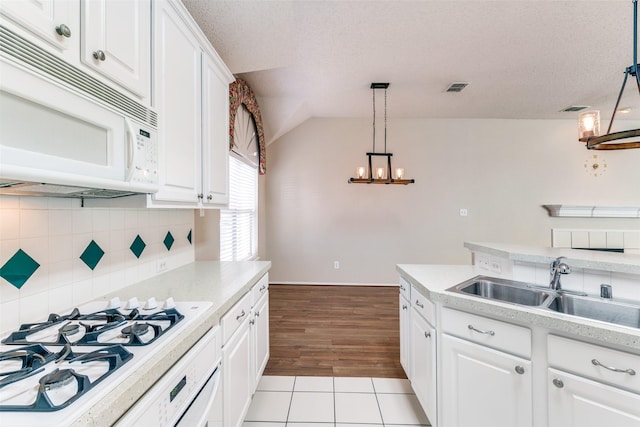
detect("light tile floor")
(243, 376), (431, 427)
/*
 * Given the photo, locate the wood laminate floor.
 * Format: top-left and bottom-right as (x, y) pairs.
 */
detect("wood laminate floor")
(264, 284), (405, 378)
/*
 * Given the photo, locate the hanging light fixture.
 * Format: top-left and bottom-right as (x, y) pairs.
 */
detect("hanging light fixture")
(578, 0), (640, 150)
(349, 83), (415, 184)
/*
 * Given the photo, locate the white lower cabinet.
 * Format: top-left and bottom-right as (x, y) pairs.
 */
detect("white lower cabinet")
(409, 304), (436, 424)
(441, 334), (532, 427)
(251, 291), (270, 390)
(547, 334), (640, 426)
(223, 318), (251, 427)
(399, 292), (411, 377)
(547, 368), (640, 427)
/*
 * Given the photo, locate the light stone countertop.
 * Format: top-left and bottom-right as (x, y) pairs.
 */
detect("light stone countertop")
(465, 241), (640, 275)
(396, 264), (640, 353)
(73, 261), (271, 427)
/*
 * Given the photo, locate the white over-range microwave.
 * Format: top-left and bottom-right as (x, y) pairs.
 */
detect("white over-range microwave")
(0, 24), (159, 198)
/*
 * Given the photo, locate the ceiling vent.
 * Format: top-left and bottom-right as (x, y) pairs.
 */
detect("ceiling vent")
(561, 105), (590, 112)
(445, 82), (469, 93)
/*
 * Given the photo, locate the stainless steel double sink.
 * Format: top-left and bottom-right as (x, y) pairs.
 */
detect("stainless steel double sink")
(447, 276), (640, 329)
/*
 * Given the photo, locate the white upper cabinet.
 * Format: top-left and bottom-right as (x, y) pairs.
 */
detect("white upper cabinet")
(0, 0), (77, 61)
(0, 0), (150, 102)
(152, 0), (202, 204)
(81, 0), (150, 100)
(150, 0), (233, 208)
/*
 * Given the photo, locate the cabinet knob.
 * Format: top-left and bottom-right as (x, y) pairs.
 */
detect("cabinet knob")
(552, 378), (564, 388)
(249, 319), (255, 325)
(207, 194), (212, 201)
(402, 304), (407, 310)
(425, 331), (431, 339)
(55, 24), (72, 38)
(256, 310), (260, 317)
(93, 50), (106, 61)
(197, 193), (204, 200)
(514, 365), (525, 375)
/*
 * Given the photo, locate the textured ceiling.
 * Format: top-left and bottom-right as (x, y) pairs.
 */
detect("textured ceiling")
(183, 0), (639, 143)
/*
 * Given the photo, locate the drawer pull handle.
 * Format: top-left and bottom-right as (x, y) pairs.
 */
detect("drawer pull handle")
(260, 285), (266, 291)
(552, 378), (564, 388)
(400, 284), (406, 291)
(236, 310), (246, 321)
(514, 365), (525, 375)
(256, 310), (260, 317)
(592, 359), (636, 376)
(249, 319), (255, 325)
(467, 324), (495, 336)
(425, 331), (431, 339)
(415, 300), (424, 308)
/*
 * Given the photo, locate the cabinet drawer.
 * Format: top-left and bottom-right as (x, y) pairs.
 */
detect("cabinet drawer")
(548, 335), (640, 394)
(411, 285), (435, 325)
(251, 274), (269, 306)
(399, 277), (411, 300)
(441, 307), (531, 358)
(221, 292), (252, 344)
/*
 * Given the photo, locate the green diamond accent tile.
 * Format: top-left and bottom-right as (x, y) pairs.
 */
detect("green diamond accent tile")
(130, 235), (146, 259)
(187, 229), (192, 245)
(80, 240), (104, 271)
(0, 249), (40, 289)
(163, 231), (174, 251)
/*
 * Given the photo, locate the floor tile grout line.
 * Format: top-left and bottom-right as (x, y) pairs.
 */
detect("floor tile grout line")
(284, 376), (297, 425)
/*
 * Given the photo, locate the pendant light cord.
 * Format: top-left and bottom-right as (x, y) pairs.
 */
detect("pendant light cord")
(372, 87), (376, 153)
(384, 87), (388, 153)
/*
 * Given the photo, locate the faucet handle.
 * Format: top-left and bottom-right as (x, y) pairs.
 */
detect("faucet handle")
(600, 284), (613, 299)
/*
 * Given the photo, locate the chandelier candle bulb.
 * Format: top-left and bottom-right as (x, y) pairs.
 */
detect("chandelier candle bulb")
(579, 111), (600, 139)
(356, 166), (366, 179)
(376, 167), (385, 180)
(395, 168), (405, 180)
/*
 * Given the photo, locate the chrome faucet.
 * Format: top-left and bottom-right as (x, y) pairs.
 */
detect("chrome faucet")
(549, 257), (571, 290)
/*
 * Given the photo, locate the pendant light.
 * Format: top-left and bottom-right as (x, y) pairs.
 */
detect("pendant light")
(349, 83), (415, 184)
(578, 0), (640, 150)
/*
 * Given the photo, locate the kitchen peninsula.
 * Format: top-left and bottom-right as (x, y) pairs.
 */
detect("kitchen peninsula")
(398, 242), (640, 427)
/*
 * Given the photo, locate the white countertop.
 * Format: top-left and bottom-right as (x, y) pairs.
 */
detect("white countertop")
(465, 241), (640, 275)
(396, 263), (640, 352)
(74, 261), (271, 427)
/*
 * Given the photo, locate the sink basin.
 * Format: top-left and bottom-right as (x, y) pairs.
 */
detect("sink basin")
(447, 276), (552, 306)
(546, 294), (640, 329)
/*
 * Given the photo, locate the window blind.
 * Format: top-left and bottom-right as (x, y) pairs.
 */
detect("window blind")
(220, 155), (258, 261)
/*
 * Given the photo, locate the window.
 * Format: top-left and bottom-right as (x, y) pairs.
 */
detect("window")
(220, 155), (258, 261)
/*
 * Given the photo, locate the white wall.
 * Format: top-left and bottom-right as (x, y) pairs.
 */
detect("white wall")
(265, 118), (640, 285)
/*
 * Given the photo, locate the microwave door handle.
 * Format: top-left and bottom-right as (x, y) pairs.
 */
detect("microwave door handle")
(125, 118), (137, 182)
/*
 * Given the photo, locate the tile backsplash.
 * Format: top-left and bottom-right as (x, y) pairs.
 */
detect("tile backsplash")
(0, 196), (195, 333)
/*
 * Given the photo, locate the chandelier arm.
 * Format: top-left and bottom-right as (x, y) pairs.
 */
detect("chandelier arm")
(607, 68), (630, 135)
(384, 87), (388, 153)
(372, 88), (376, 153)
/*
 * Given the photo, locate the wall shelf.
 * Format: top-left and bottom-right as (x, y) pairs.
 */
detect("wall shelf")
(543, 205), (640, 218)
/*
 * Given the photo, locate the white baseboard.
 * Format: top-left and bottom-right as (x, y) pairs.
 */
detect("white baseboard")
(269, 281), (398, 287)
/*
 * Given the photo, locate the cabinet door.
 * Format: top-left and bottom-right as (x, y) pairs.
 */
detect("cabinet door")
(81, 0), (150, 100)
(251, 292), (270, 391)
(410, 308), (436, 425)
(548, 368), (640, 427)
(223, 319), (252, 427)
(152, 0), (202, 204)
(201, 52), (229, 205)
(0, 0), (77, 61)
(441, 334), (532, 427)
(399, 294), (411, 378)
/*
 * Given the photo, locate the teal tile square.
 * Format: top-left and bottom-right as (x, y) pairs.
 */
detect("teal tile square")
(0, 249), (40, 289)
(80, 240), (104, 271)
(130, 235), (146, 259)
(163, 231), (174, 251)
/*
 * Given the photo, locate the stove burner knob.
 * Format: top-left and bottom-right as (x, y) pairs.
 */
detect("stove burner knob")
(163, 297), (176, 309)
(144, 297), (158, 310)
(109, 297), (121, 309)
(125, 297), (139, 310)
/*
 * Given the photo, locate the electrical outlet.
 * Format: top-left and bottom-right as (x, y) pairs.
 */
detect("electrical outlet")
(157, 259), (167, 272)
(491, 261), (502, 273)
(334, 261), (340, 269)
(459, 208), (468, 217)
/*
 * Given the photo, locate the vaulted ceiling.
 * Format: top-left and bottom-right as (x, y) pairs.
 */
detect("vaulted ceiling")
(183, 0), (638, 144)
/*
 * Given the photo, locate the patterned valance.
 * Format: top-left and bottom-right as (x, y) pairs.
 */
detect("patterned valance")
(229, 78), (266, 174)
